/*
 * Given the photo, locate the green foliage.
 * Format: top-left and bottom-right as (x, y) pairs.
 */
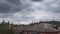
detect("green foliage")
(0, 20), (14, 34)
(0, 29), (14, 34)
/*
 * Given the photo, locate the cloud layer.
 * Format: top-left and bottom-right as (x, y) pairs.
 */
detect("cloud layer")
(0, 0), (60, 24)
(31, 0), (43, 2)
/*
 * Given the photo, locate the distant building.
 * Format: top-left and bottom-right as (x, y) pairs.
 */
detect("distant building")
(14, 23), (60, 34)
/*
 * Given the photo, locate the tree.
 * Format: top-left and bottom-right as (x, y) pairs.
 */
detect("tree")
(1, 20), (6, 24)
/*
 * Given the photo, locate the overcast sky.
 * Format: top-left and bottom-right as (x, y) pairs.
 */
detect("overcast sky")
(0, 0), (60, 24)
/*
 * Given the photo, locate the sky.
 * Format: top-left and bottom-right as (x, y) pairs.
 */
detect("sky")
(0, 0), (60, 24)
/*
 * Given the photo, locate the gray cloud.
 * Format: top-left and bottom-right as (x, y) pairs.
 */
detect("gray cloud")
(0, 3), (19, 13)
(43, 0), (60, 13)
(0, 2), (20, 13)
(0, 0), (32, 13)
(6, 0), (21, 5)
(31, 0), (43, 2)
(0, 13), (14, 18)
(0, 0), (60, 24)
(0, 3), (12, 13)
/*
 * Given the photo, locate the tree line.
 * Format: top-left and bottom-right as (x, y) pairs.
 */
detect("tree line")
(0, 20), (14, 34)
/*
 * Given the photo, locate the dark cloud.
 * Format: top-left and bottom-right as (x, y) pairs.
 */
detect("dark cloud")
(0, 3), (12, 13)
(0, 3), (20, 13)
(0, 0), (60, 24)
(6, 0), (21, 5)
(0, 0), (23, 13)
(31, 0), (43, 2)
(0, 0), (32, 13)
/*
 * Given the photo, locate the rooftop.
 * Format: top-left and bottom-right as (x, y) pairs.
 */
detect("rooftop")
(16, 23), (60, 32)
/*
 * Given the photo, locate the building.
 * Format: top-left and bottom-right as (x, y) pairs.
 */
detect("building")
(15, 23), (60, 34)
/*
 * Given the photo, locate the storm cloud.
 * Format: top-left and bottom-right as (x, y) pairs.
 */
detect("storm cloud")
(6, 0), (21, 5)
(0, 0), (60, 24)
(31, 0), (43, 2)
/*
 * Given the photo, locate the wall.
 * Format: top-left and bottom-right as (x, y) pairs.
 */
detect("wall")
(58, 32), (60, 34)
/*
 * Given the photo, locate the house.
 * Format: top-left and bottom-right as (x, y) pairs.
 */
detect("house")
(14, 23), (60, 34)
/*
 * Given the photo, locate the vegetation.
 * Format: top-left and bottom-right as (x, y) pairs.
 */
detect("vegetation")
(0, 20), (14, 34)
(40, 20), (60, 26)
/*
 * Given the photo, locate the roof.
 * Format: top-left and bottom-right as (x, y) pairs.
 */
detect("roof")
(16, 23), (60, 32)
(16, 25), (33, 32)
(25, 23), (60, 32)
